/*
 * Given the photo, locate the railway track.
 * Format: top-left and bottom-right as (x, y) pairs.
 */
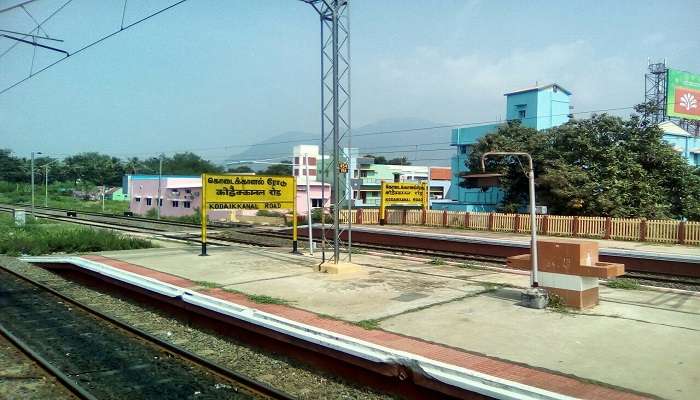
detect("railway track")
(0, 265), (293, 400)
(3, 203), (699, 290)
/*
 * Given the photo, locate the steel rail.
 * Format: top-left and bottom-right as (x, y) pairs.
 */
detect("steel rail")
(0, 264), (295, 400)
(0, 322), (97, 400)
(3, 204), (696, 286)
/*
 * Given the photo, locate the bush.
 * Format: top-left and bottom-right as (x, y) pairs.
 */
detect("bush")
(0, 214), (155, 256)
(256, 210), (284, 217)
(145, 208), (158, 218)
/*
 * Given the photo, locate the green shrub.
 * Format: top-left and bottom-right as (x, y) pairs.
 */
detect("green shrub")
(606, 278), (640, 290)
(0, 214), (155, 256)
(256, 210), (284, 217)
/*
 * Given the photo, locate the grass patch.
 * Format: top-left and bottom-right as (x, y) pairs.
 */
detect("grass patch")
(605, 278), (640, 290)
(349, 246), (366, 255)
(353, 319), (381, 330)
(546, 293), (570, 313)
(222, 288), (292, 305)
(0, 214), (155, 256)
(428, 257), (445, 265)
(0, 191), (129, 215)
(458, 262), (487, 270)
(193, 280), (222, 289)
(246, 294), (292, 305)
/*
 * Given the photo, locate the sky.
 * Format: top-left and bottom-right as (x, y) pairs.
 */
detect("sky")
(1, 0), (699, 163)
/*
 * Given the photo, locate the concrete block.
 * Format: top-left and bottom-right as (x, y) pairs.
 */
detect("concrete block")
(545, 287), (599, 310)
(319, 262), (363, 274)
(538, 272), (598, 292)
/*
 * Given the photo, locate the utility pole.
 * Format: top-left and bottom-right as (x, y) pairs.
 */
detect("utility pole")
(30, 151), (41, 217)
(304, 0), (352, 265)
(305, 154), (314, 255)
(44, 164), (48, 207)
(156, 155), (163, 220)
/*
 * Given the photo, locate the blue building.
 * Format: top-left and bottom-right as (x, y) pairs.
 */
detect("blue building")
(659, 121), (700, 167)
(440, 83), (572, 211)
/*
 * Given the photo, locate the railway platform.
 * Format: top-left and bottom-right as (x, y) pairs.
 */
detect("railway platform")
(24, 243), (700, 400)
(346, 224), (700, 256)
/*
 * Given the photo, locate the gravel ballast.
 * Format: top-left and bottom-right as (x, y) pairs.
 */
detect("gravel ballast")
(0, 256), (395, 400)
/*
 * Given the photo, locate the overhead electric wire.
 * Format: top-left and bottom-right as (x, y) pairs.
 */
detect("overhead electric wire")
(0, 0), (189, 95)
(0, 0), (72, 60)
(95, 103), (646, 160)
(0, 0), (43, 15)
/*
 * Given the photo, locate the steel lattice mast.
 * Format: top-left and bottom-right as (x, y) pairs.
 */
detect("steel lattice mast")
(303, 0), (352, 264)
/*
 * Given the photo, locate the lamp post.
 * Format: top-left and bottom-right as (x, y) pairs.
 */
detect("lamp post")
(39, 159), (60, 207)
(481, 151), (539, 287)
(30, 151), (42, 217)
(304, 154), (314, 255)
(156, 155), (163, 220)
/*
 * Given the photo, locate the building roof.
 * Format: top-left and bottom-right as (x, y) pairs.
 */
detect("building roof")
(128, 174), (199, 180)
(430, 167), (451, 180)
(658, 121), (691, 137)
(504, 83), (571, 96)
(165, 177), (202, 189)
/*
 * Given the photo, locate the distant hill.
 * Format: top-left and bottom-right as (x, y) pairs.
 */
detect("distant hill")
(228, 118), (454, 169)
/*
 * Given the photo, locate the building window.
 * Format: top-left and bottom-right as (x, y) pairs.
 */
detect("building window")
(309, 169), (317, 176)
(158, 198), (163, 206)
(294, 156), (300, 165)
(518, 109), (526, 119)
(294, 169), (299, 176)
(146, 198), (152, 206)
(307, 157), (317, 166)
(311, 198), (323, 207)
(183, 201), (191, 208)
(172, 200), (179, 208)
(135, 197), (141, 203)
(185, 189), (191, 194)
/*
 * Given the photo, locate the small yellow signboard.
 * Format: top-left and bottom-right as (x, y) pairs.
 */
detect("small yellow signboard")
(379, 181), (428, 221)
(200, 173), (298, 254)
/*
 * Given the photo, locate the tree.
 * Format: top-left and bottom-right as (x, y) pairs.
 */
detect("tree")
(63, 152), (125, 187)
(364, 154), (387, 164)
(387, 156), (411, 165)
(0, 149), (26, 182)
(262, 160), (293, 175)
(466, 109), (700, 220)
(227, 165), (254, 173)
(144, 152), (223, 175)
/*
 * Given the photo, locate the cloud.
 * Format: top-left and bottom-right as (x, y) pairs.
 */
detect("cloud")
(355, 41), (642, 125)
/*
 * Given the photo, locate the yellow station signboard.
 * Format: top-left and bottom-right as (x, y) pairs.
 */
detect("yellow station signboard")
(379, 181), (428, 221)
(200, 173), (298, 254)
(203, 174), (295, 210)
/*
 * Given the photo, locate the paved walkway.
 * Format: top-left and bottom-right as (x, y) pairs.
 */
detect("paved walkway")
(84, 243), (700, 400)
(350, 224), (700, 256)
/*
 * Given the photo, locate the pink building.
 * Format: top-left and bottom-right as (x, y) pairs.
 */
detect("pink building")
(128, 176), (204, 218)
(296, 181), (331, 216)
(126, 173), (329, 219)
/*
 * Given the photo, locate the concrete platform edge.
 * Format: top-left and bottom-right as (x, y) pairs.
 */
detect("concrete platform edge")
(20, 255), (577, 400)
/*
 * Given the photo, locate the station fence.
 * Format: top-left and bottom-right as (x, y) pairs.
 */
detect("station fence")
(339, 209), (700, 246)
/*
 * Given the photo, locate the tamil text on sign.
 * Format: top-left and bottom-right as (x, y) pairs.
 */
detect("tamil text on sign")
(204, 174), (295, 210)
(381, 182), (427, 206)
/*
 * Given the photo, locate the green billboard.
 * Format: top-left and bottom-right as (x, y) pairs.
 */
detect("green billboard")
(667, 69), (700, 121)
